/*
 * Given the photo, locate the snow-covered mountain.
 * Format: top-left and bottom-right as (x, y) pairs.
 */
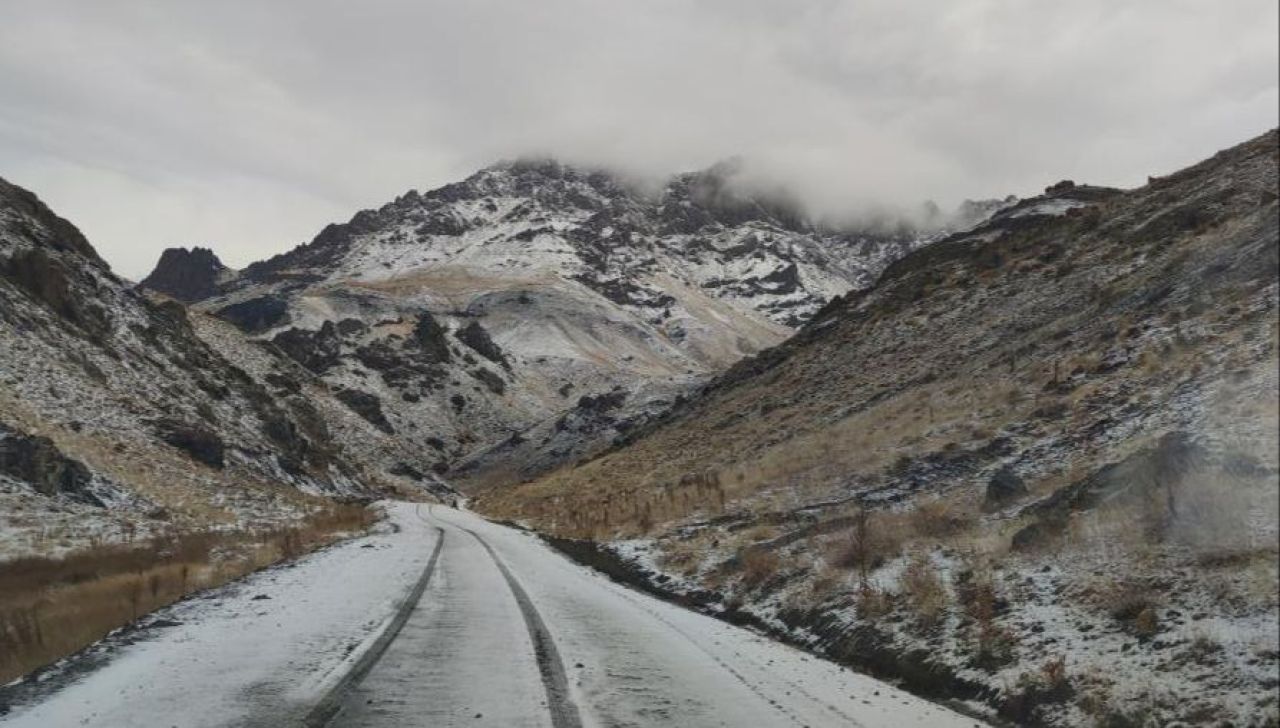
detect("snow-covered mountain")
(0, 176), (458, 560)
(157, 159), (997, 486)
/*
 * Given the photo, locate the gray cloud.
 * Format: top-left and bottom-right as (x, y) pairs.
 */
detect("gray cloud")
(1, 0), (1275, 278)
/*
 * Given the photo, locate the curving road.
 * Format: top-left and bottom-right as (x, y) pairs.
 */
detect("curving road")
(318, 507), (983, 728)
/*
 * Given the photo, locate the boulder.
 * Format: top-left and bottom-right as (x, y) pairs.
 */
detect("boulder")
(984, 466), (1028, 509)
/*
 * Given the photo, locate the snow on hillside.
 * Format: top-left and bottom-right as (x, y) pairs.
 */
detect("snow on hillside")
(172, 159), (997, 487)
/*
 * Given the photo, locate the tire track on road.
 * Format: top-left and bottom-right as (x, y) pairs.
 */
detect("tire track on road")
(304, 510), (445, 728)
(456, 524), (584, 728)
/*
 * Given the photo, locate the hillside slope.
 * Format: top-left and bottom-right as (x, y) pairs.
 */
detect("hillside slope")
(482, 131), (1280, 725)
(0, 177), (450, 682)
(153, 160), (997, 487)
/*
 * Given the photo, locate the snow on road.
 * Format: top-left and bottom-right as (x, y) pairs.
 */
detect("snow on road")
(1, 504), (987, 728)
(0, 502), (440, 728)
(394, 508), (985, 728)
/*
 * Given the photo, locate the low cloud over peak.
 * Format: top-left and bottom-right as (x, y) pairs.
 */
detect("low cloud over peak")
(1, 0), (1276, 277)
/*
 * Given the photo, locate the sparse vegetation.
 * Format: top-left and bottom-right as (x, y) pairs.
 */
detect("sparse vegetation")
(738, 547), (782, 589)
(901, 551), (948, 631)
(0, 502), (375, 683)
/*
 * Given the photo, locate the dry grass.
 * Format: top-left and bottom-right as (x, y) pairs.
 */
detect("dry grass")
(855, 581), (895, 621)
(655, 532), (719, 576)
(825, 507), (892, 577)
(479, 370), (1040, 540)
(0, 502), (375, 684)
(904, 498), (972, 541)
(738, 547), (783, 589)
(825, 496), (979, 577)
(1091, 578), (1162, 639)
(901, 552), (948, 631)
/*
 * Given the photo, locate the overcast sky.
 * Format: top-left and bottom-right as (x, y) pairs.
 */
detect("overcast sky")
(1, 1), (1276, 279)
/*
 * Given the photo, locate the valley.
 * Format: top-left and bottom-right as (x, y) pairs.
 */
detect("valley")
(0, 132), (1276, 727)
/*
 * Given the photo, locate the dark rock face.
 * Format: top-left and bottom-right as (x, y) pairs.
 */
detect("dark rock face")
(759, 263), (801, 294)
(455, 322), (507, 368)
(273, 322), (342, 373)
(577, 389), (627, 413)
(152, 418), (226, 469)
(984, 466), (1028, 509)
(388, 462), (426, 480)
(0, 248), (109, 333)
(139, 247), (227, 303)
(409, 312), (451, 363)
(1010, 520), (1064, 553)
(334, 389), (394, 434)
(354, 340), (403, 371)
(571, 274), (676, 309)
(469, 367), (506, 395)
(0, 425), (99, 504)
(216, 295), (290, 333)
(336, 318), (368, 337)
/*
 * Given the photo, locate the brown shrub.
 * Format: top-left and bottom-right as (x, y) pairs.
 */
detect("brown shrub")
(1041, 654), (1069, 690)
(908, 498), (972, 540)
(739, 548), (782, 589)
(1097, 579), (1161, 638)
(956, 566), (998, 623)
(901, 552), (948, 630)
(1001, 654), (1074, 722)
(855, 582), (895, 621)
(826, 507), (901, 577)
(1132, 606), (1160, 639)
(973, 622), (1019, 670)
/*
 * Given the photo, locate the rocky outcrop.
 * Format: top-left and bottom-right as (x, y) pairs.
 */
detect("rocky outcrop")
(216, 295), (290, 333)
(272, 322), (342, 373)
(0, 177), (105, 267)
(0, 424), (98, 505)
(455, 321), (507, 368)
(152, 418), (226, 469)
(139, 247), (228, 302)
(983, 466), (1027, 510)
(410, 313), (451, 364)
(0, 248), (109, 333)
(334, 389), (394, 434)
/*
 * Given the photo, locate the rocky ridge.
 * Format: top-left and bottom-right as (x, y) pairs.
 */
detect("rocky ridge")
(153, 159), (1003, 486)
(138, 246), (230, 303)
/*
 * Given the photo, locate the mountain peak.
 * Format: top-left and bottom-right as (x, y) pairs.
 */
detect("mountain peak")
(139, 246), (229, 302)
